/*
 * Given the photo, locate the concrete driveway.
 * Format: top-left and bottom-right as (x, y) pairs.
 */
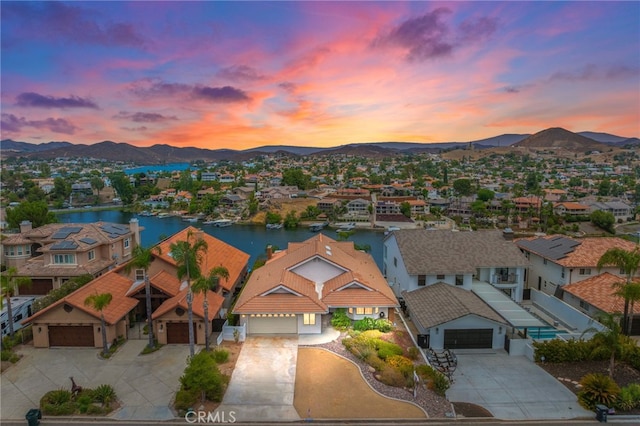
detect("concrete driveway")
(446, 351), (593, 420)
(215, 336), (300, 422)
(0, 340), (190, 421)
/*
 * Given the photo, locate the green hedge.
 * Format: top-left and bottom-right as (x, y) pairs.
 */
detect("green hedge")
(533, 338), (640, 369)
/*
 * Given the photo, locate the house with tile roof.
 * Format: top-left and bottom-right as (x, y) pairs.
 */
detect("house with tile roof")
(553, 202), (590, 217)
(3, 219), (142, 295)
(516, 235), (637, 297)
(562, 272), (639, 335)
(233, 233), (398, 335)
(24, 226), (250, 347)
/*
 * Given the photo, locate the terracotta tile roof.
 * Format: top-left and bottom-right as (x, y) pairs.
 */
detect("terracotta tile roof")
(125, 270), (181, 297)
(402, 283), (507, 329)
(517, 235), (637, 268)
(563, 272), (626, 313)
(554, 202), (589, 210)
(152, 285), (225, 320)
(390, 230), (528, 275)
(234, 233), (396, 314)
(25, 270), (138, 325)
(155, 226), (249, 292)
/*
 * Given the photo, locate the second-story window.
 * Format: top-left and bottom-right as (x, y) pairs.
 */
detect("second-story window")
(418, 275), (426, 286)
(135, 269), (145, 281)
(579, 268), (591, 275)
(455, 275), (464, 286)
(53, 254), (76, 264)
(124, 238), (130, 249)
(88, 250), (95, 261)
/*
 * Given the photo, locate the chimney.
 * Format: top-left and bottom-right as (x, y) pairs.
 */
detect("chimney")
(129, 218), (141, 246)
(266, 245), (273, 260)
(503, 227), (514, 241)
(20, 220), (33, 233)
(195, 230), (204, 241)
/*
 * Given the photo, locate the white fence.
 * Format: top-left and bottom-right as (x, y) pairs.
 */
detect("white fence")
(216, 320), (246, 345)
(530, 289), (606, 333)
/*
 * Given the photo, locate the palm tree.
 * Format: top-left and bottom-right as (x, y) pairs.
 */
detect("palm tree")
(613, 282), (640, 336)
(84, 292), (113, 356)
(582, 313), (633, 377)
(124, 245), (161, 349)
(170, 230), (208, 357)
(597, 247), (640, 335)
(0, 267), (32, 337)
(192, 266), (229, 351)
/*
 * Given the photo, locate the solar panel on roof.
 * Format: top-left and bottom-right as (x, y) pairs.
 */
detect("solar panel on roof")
(51, 241), (79, 250)
(79, 237), (97, 245)
(52, 226), (83, 239)
(101, 224), (129, 236)
(519, 237), (580, 261)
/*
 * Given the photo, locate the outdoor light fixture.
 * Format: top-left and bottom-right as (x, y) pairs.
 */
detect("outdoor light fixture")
(38, 327), (42, 333)
(435, 327), (439, 334)
(97, 327), (101, 333)
(499, 326), (503, 334)
(198, 323), (202, 329)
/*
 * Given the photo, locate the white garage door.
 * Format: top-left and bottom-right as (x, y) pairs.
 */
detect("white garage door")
(248, 316), (297, 334)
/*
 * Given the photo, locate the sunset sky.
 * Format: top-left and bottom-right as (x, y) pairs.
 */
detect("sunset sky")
(1, 1), (639, 150)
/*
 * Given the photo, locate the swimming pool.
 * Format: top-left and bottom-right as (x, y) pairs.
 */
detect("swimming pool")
(518, 326), (569, 340)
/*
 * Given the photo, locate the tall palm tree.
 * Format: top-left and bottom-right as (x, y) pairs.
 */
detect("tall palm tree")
(597, 247), (640, 335)
(84, 292), (113, 356)
(582, 313), (633, 377)
(192, 266), (229, 351)
(124, 245), (161, 349)
(170, 230), (208, 357)
(0, 267), (32, 337)
(614, 282), (640, 336)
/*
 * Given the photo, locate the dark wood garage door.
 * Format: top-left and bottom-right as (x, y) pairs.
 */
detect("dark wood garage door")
(49, 325), (94, 347)
(444, 329), (493, 349)
(166, 322), (190, 344)
(27, 279), (54, 295)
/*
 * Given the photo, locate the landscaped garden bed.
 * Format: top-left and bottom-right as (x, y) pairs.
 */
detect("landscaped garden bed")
(40, 384), (118, 416)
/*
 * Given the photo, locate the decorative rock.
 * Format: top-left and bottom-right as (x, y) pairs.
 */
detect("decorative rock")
(368, 366), (376, 373)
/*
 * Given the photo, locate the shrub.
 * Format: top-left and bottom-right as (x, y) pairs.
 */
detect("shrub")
(407, 346), (420, 360)
(85, 404), (104, 415)
(331, 309), (351, 330)
(41, 389), (72, 406)
(375, 319), (393, 333)
(353, 317), (393, 332)
(174, 388), (199, 412)
(180, 351), (226, 403)
(360, 329), (383, 339)
(578, 373), (620, 410)
(375, 340), (403, 360)
(616, 383), (640, 411)
(533, 338), (595, 363)
(386, 355), (414, 378)
(1, 349), (20, 363)
(365, 353), (386, 372)
(623, 345), (640, 371)
(76, 393), (93, 413)
(42, 402), (75, 416)
(378, 365), (408, 387)
(211, 348), (229, 364)
(93, 384), (117, 407)
(40, 389), (75, 416)
(416, 364), (450, 396)
(343, 334), (376, 360)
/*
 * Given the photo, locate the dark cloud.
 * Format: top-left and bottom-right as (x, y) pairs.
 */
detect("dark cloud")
(2, 2), (144, 48)
(217, 65), (265, 82)
(1, 113), (78, 134)
(193, 86), (250, 103)
(121, 126), (149, 132)
(279, 82), (298, 93)
(16, 92), (98, 109)
(130, 81), (192, 98)
(503, 86), (521, 94)
(457, 16), (498, 43)
(114, 111), (178, 123)
(373, 8), (498, 62)
(550, 64), (640, 82)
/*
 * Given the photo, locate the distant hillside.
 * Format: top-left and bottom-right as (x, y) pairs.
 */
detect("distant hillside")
(577, 131), (628, 143)
(513, 128), (611, 152)
(0, 139), (72, 153)
(310, 143), (399, 158)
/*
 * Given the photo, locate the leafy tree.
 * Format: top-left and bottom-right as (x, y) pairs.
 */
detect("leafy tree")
(399, 201), (411, 218)
(283, 210), (299, 229)
(590, 210), (615, 234)
(598, 179), (611, 196)
(477, 188), (495, 202)
(91, 177), (105, 198)
(180, 350), (225, 403)
(5, 201), (57, 229)
(109, 172), (134, 205)
(0, 267), (32, 337)
(170, 231), (208, 357)
(53, 177), (71, 201)
(265, 212), (282, 224)
(614, 282), (640, 337)
(84, 292), (113, 356)
(597, 247), (640, 335)
(124, 245), (161, 349)
(282, 168), (312, 190)
(453, 179), (472, 196)
(192, 266), (229, 351)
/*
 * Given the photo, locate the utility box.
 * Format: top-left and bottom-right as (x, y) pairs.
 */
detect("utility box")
(595, 404), (608, 423)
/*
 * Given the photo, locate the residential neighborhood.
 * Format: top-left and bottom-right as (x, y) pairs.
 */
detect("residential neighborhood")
(2, 135), (640, 423)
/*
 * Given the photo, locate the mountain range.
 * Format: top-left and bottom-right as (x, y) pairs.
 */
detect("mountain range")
(1, 127), (638, 164)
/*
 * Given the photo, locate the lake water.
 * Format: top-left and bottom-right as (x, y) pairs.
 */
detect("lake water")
(123, 163), (191, 175)
(56, 210), (386, 269)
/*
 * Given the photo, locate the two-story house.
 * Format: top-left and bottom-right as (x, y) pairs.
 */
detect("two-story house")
(3, 219), (142, 295)
(515, 235), (636, 297)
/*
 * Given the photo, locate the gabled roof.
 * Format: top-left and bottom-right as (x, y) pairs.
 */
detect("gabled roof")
(155, 226), (249, 292)
(126, 270), (182, 297)
(234, 233), (397, 314)
(563, 272), (626, 313)
(516, 235), (637, 267)
(152, 284), (226, 320)
(388, 230), (528, 275)
(402, 283), (507, 329)
(25, 270), (138, 325)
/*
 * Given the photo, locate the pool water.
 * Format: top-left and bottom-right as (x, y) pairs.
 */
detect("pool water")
(518, 326), (569, 340)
